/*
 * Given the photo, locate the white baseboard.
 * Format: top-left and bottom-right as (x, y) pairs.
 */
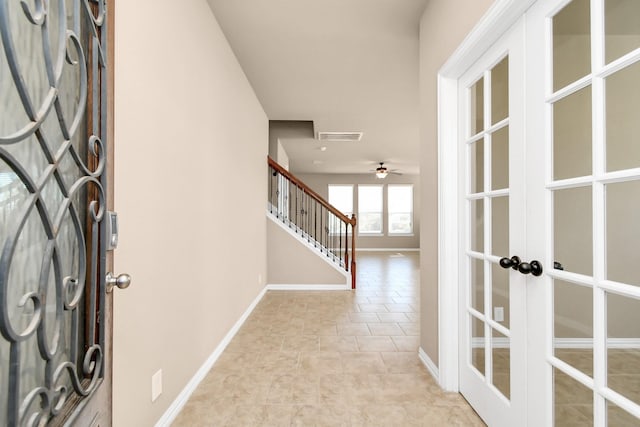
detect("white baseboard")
(358, 248), (420, 252)
(266, 283), (349, 291)
(418, 347), (440, 382)
(154, 286), (268, 427)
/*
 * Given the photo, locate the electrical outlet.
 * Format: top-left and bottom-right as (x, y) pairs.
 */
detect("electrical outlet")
(494, 307), (504, 322)
(151, 369), (162, 402)
(258, 274), (263, 285)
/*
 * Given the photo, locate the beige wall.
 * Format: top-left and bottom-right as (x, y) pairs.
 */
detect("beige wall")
(113, 1), (268, 425)
(419, 0), (495, 366)
(267, 217), (348, 285)
(296, 173), (420, 249)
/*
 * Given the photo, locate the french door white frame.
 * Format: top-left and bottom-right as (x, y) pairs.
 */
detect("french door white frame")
(436, 0), (537, 393)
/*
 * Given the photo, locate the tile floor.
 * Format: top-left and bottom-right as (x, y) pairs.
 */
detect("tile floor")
(173, 251), (485, 426)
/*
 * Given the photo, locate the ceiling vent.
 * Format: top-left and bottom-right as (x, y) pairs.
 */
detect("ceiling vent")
(317, 131), (363, 142)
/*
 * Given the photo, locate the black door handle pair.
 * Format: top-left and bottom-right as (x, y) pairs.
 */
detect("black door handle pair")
(499, 256), (543, 276)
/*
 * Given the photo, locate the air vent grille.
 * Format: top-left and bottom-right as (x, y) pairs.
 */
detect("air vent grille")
(317, 132), (363, 142)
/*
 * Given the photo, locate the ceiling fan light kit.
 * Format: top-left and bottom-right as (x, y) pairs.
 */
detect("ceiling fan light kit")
(376, 162), (389, 179)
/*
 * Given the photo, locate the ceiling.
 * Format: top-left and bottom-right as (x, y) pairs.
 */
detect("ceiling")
(206, 0), (428, 175)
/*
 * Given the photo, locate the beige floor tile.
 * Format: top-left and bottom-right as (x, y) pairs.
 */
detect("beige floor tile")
(319, 335), (359, 352)
(368, 322), (405, 336)
(348, 312), (380, 323)
(337, 323), (371, 336)
(174, 252), (486, 426)
(357, 336), (398, 352)
(341, 352), (387, 373)
(399, 322), (420, 336)
(282, 335), (320, 352)
(377, 312), (410, 323)
(391, 335), (420, 351)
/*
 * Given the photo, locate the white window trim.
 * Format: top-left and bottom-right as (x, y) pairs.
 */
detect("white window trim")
(387, 184), (414, 236)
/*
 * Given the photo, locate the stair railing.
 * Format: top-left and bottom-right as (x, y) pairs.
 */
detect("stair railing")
(268, 157), (357, 289)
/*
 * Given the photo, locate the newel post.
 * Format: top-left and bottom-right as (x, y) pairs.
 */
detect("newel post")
(351, 214), (357, 289)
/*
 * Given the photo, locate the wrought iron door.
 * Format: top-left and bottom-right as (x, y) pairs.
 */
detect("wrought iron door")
(0, 0), (110, 425)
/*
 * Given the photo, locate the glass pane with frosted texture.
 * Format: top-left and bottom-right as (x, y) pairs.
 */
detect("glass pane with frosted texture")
(491, 196), (509, 259)
(554, 186), (593, 276)
(554, 368), (594, 425)
(606, 62), (640, 172)
(491, 57), (509, 125)
(554, 280), (593, 377)
(553, 86), (592, 180)
(470, 78), (484, 135)
(607, 180), (640, 286)
(492, 263), (510, 329)
(605, 0), (640, 64)
(492, 328), (511, 399)
(470, 199), (484, 253)
(471, 315), (485, 376)
(491, 126), (509, 190)
(608, 401), (640, 426)
(470, 140), (484, 194)
(470, 258), (485, 314)
(553, 0), (591, 91)
(607, 292), (640, 406)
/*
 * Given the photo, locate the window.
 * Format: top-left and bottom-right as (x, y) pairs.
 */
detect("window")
(388, 185), (413, 234)
(358, 185), (383, 234)
(328, 185), (353, 216)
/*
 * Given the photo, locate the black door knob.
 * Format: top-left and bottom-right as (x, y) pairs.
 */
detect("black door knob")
(518, 260), (543, 276)
(499, 256), (521, 270)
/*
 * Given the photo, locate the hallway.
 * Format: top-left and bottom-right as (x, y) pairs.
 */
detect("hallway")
(173, 252), (484, 426)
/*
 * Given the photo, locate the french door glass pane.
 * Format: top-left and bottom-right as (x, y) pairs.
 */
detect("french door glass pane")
(470, 140), (485, 194)
(607, 401), (640, 426)
(606, 179), (640, 286)
(491, 196), (509, 258)
(491, 126), (509, 190)
(492, 263), (510, 329)
(491, 57), (509, 124)
(552, 0), (591, 92)
(606, 292), (640, 406)
(470, 199), (484, 253)
(471, 315), (486, 376)
(554, 367), (594, 425)
(554, 280), (593, 377)
(471, 258), (485, 314)
(553, 86), (592, 180)
(554, 186), (593, 276)
(470, 78), (485, 135)
(606, 61), (640, 172)
(605, 0), (640, 64)
(492, 328), (510, 399)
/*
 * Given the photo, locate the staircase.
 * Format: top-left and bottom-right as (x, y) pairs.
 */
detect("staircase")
(267, 157), (357, 288)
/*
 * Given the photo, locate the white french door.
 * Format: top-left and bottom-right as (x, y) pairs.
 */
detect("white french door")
(458, 20), (528, 427)
(458, 0), (640, 426)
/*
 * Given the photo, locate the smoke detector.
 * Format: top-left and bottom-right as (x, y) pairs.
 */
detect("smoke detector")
(317, 132), (363, 142)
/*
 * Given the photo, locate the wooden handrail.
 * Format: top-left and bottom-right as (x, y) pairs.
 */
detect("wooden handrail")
(268, 156), (356, 226)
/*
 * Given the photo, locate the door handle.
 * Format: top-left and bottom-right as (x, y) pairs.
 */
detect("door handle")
(106, 272), (132, 293)
(518, 260), (543, 277)
(499, 255), (521, 270)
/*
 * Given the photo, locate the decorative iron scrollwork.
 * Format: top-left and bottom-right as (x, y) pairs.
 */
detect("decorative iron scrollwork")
(0, 0), (109, 424)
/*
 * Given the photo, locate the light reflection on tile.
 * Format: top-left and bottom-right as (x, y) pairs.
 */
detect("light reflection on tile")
(172, 251), (487, 426)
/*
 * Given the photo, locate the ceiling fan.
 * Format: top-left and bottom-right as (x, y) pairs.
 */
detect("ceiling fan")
(371, 162), (402, 179)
